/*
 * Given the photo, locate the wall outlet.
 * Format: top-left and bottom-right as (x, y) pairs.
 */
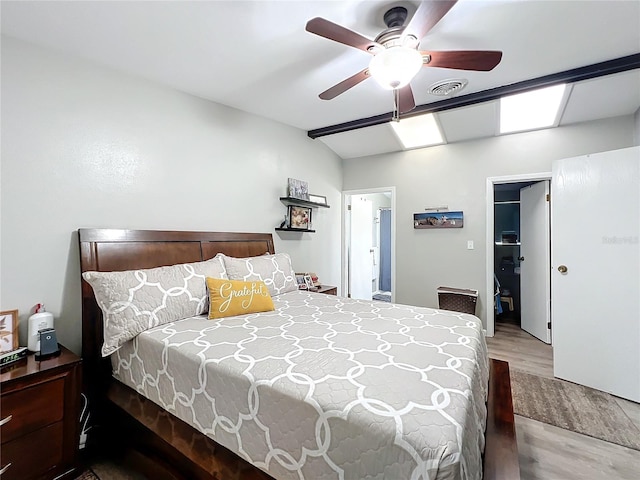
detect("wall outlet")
(467, 240), (474, 250)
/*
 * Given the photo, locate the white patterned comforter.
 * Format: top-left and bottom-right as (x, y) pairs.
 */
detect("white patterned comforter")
(112, 290), (489, 480)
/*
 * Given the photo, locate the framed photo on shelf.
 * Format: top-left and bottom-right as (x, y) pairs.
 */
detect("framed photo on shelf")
(308, 194), (327, 205)
(287, 178), (309, 200)
(0, 309), (19, 353)
(288, 205), (312, 230)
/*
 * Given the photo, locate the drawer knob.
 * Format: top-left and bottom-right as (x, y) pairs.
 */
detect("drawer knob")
(0, 462), (11, 475)
(0, 415), (12, 427)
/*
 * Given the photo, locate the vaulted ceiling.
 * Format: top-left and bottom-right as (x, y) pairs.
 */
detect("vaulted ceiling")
(2, 0), (639, 159)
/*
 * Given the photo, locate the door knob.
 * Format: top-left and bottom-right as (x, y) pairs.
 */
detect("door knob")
(558, 265), (568, 273)
(518, 256), (524, 262)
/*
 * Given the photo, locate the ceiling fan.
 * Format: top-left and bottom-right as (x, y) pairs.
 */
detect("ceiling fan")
(305, 0), (502, 114)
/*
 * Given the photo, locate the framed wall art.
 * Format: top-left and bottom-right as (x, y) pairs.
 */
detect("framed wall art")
(287, 178), (309, 200)
(414, 211), (464, 229)
(308, 194), (327, 205)
(0, 309), (19, 353)
(288, 205), (312, 230)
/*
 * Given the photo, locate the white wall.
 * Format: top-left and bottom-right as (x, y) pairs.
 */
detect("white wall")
(0, 37), (343, 354)
(343, 116), (636, 328)
(634, 107), (640, 145)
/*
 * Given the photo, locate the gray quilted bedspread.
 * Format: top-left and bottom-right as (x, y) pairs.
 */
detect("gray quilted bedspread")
(112, 290), (488, 480)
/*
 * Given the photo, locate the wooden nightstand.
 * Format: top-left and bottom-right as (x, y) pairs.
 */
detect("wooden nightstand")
(1, 345), (82, 480)
(314, 285), (337, 296)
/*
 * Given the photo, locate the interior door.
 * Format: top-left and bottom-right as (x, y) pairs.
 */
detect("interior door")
(520, 181), (551, 343)
(552, 147), (639, 402)
(379, 208), (392, 292)
(349, 196), (373, 300)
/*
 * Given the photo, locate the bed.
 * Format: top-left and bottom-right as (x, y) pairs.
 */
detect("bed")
(78, 228), (519, 480)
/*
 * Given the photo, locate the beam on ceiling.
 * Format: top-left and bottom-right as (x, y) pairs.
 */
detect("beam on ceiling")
(307, 53), (640, 139)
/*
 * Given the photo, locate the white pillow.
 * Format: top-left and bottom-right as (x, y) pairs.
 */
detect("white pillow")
(221, 253), (297, 297)
(83, 255), (227, 356)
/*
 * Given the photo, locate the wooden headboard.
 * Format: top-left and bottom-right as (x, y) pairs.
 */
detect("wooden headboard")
(78, 229), (275, 402)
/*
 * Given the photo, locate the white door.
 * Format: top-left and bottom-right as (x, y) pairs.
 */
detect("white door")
(552, 147), (639, 402)
(349, 196), (373, 300)
(520, 181), (551, 343)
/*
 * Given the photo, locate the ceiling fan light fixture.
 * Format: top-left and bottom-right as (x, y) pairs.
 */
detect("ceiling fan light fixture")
(369, 46), (423, 90)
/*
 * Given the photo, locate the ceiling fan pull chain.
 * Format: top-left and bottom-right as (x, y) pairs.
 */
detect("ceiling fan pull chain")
(392, 89), (400, 122)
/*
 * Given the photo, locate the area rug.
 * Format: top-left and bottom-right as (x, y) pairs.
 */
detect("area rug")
(74, 469), (99, 480)
(372, 293), (391, 302)
(510, 368), (640, 451)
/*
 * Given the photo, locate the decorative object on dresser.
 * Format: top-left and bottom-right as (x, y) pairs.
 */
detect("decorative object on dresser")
(307, 271), (320, 286)
(295, 272), (315, 289)
(295, 273), (309, 289)
(0, 309), (19, 353)
(0, 345), (82, 480)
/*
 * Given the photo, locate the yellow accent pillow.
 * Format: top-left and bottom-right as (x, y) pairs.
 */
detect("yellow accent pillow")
(207, 277), (275, 319)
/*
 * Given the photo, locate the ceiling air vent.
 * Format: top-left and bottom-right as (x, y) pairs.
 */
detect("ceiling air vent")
(428, 79), (468, 96)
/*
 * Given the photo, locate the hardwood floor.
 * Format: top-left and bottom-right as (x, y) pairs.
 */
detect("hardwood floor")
(488, 321), (640, 480)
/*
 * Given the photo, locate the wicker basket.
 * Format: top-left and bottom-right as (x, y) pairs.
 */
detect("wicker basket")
(437, 286), (478, 315)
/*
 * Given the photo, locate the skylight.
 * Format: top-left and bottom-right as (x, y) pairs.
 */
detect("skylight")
(390, 113), (445, 149)
(499, 84), (568, 134)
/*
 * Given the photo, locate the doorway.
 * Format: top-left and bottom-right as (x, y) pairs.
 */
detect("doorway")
(493, 182), (528, 326)
(485, 173), (551, 339)
(376, 208), (392, 300)
(342, 187), (396, 302)
(493, 180), (551, 344)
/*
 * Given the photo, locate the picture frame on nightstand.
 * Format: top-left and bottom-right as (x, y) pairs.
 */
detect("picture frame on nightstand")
(0, 309), (19, 353)
(295, 273), (315, 290)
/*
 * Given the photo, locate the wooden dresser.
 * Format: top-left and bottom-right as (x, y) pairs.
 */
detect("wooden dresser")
(0, 346), (82, 480)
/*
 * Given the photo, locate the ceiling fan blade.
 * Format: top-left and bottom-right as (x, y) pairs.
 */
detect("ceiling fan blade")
(402, 0), (458, 47)
(319, 68), (370, 100)
(398, 85), (416, 114)
(306, 17), (380, 53)
(421, 50), (503, 71)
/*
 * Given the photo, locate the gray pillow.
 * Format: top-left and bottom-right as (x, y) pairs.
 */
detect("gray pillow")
(83, 255), (227, 356)
(222, 253), (297, 297)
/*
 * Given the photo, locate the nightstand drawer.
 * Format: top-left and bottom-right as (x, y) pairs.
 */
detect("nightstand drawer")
(0, 421), (64, 480)
(0, 376), (64, 444)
